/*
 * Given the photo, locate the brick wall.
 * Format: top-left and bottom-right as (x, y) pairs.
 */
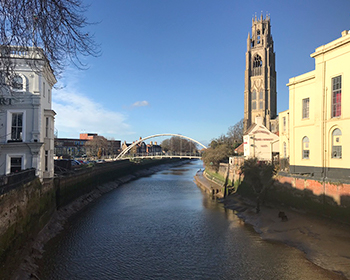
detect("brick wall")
(275, 175), (350, 207)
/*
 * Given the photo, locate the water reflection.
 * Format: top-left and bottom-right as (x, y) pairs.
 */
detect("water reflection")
(37, 161), (344, 280)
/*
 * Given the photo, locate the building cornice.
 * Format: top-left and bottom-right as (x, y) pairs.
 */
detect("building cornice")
(287, 71), (315, 87)
(311, 31), (350, 58)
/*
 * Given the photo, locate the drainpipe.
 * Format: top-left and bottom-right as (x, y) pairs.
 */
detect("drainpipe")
(322, 60), (327, 202)
(270, 139), (279, 164)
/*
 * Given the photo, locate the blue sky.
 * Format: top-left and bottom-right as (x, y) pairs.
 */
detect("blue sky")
(53, 0), (350, 146)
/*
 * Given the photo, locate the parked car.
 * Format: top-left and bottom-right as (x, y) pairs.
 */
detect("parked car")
(71, 159), (82, 166)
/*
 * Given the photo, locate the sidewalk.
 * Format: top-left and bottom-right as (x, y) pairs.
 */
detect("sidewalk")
(194, 172), (350, 279)
(194, 170), (224, 198)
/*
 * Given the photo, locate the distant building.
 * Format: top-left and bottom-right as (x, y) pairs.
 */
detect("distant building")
(122, 138), (162, 156)
(146, 141), (162, 155)
(0, 46), (56, 180)
(55, 133), (121, 158)
(79, 133), (98, 140)
(243, 117), (279, 162)
(283, 30), (350, 180)
(244, 14), (278, 133)
(54, 138), (87, 158)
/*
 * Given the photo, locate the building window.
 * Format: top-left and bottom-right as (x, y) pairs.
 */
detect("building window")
(252, 54), (262, 76)
(332, 76), (341, 117)
(45, 117), (49, 137)
(283, 117), (286, 132)
(252, 101), (256, 110)
(12, 75), (23, 90)
(10, 157), (22, 173)
(48, 89), (51, 103)
(259, 90), (263, 100)
(259, 101), (263, 109)
(45, 151), (48, 171)
(302, 136), (309, 159)
(252, 90), (256, 100)
(302, 98), (309, 119)
(11, 113), (23, 142)
(283, 142), (287, 158)
(331, 128), (342, 159)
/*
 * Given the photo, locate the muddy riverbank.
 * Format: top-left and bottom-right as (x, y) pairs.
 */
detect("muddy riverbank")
(194, 172), (350, 279)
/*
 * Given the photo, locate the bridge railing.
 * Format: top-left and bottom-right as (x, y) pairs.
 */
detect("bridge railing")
(121, 152), (202, 159)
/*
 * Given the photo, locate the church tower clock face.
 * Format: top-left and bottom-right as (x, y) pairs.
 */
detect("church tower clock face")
(243, 13), (277, 132)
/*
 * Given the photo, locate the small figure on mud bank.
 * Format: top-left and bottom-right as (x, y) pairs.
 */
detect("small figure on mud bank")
(278, 211), (288, 222)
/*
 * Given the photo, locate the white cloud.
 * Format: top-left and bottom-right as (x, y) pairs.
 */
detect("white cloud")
(131, 100), (150, 107)
(53, 88), (132, 138)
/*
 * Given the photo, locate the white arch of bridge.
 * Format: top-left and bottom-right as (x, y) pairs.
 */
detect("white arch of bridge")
(116, 133), (207, 160)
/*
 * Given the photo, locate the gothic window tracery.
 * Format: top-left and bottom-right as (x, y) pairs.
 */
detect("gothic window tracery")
(252, 54), (262, 76)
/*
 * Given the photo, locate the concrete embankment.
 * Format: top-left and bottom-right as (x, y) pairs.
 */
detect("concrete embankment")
(194, 170), (224, 198)
(1, 159), (189, 280)
(194, 172), (350, 280)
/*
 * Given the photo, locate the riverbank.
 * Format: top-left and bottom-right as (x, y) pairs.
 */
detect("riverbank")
(194, 172), (350, 279)
(9, 160), (191, 280)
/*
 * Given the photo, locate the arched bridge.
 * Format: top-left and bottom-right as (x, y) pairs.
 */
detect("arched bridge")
(116, 133), (207, 160)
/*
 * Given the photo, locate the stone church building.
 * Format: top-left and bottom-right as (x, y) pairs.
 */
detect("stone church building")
(243, 14), (279, 161)
(243, 14), (278, 133)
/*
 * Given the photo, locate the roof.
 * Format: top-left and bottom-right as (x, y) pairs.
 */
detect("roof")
(234, 143), (244, 153)
(244, 123), (257, 135)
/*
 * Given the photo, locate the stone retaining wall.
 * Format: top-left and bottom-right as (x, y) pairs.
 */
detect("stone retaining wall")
(0, 158), (178, 276)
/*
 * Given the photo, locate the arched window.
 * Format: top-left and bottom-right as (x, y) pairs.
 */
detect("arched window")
(302, 136), (309, 159)
(259, 90), (263, 100)
(331, 128), (342, 158)
(251, 90), (256, 100)
(252, 101), (256, 110)
(259, 101), (263, 109)
(257, 30), (261, 44)
(252, 55), (262, 76)
(12, 75), (23, 90)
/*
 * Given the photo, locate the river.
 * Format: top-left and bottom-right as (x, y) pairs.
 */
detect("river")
(36, 160), (342, 279)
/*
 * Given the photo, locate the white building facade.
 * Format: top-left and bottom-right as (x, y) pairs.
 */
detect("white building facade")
(0, 47), (56, 180)
(244, 117), (279, 161)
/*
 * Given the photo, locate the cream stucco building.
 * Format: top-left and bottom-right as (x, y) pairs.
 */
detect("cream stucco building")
(284, 30), (350, 180)
(0, 46), (57, 180)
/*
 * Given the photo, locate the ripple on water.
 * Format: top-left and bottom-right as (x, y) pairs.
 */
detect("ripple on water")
(37, 161), (346, 280)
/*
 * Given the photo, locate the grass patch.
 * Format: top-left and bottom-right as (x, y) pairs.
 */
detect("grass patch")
(205, 169), (233, 186)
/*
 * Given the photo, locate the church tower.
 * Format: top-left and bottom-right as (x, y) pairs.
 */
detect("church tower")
(244, 14), (277, 132)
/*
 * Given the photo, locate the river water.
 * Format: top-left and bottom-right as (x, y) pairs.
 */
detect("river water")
(37, 160), (341, 279)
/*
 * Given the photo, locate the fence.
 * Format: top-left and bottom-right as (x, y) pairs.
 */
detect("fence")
(279, 157), (290, 172)
(0, 168), (36, 195)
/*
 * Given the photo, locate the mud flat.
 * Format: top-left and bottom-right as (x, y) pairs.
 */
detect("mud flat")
(194, 173), (350, 280)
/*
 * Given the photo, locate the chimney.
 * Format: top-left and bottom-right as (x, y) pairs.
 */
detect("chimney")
(255, 116), (263, 125)
(341, 30), (349, 37)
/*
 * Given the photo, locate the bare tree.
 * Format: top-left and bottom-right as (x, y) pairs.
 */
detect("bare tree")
(0, 0), (99, 78)
(85, 136), (108, 158)
(227, 118), (244, 144)
(161, 136), (198, 155)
